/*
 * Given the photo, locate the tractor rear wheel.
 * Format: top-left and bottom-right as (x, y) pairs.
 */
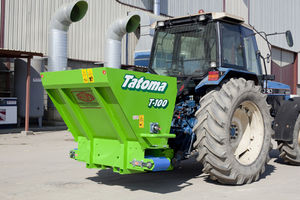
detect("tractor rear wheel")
(193, 78), (273, 184)
(278, 114), (300, 165)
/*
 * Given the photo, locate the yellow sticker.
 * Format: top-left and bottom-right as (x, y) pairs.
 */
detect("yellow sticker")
(82, 69), (88, 83)
(87, 69), (95, 83)
(139, 115), (144, 128)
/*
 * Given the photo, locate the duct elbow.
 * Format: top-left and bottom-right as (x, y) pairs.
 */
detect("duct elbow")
(107, 15), (140, 41)
(50, 1), (88, 32)
(105, 15), (140, 69)
(48, 1), (88, 72)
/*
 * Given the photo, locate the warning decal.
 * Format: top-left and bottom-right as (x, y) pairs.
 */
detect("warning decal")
(82, 69), (95, 83)
(139, 115), (144, 128)
(87, 69), (95, 83)
(81, 69), (89, 83)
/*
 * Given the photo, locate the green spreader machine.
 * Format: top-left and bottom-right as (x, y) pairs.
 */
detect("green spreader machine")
(42, 67), (177, 174)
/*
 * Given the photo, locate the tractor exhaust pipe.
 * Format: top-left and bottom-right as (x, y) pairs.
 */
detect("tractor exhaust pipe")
(104, 15), (140, 68)
(48, 1), (88, 72)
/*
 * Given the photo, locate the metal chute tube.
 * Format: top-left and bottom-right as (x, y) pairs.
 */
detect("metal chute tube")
(154, 0), (160, 15)
(48, 1), (88, 72)
(104, 15), (140, 68)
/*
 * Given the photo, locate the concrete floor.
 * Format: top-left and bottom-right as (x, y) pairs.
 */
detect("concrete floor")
(0, 130), (299, 200)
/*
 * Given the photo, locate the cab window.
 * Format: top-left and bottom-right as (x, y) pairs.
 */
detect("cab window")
(220, 22), (262, 74)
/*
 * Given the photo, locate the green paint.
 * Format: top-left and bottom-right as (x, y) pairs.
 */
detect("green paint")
(41, 67), (177, 174)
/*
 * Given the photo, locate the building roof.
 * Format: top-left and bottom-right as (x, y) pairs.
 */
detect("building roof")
(0, 49), (43, 58)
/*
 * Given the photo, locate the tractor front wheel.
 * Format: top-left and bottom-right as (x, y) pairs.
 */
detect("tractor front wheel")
(193, 78), (273, 184)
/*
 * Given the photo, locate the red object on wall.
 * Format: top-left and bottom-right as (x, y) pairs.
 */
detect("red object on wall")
(271, 61), (295, 92)
(271, 53), (297, 94)
(0, 109), (6, 121)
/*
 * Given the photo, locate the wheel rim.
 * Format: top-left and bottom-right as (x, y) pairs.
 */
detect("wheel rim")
(230, 101), (264, 165)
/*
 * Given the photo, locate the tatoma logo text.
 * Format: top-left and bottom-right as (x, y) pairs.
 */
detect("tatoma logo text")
(121, 74), (168, 93)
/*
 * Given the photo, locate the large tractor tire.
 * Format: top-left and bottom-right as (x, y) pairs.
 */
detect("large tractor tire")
(193, 78), (273, 184)
(278, 114), (300, 165)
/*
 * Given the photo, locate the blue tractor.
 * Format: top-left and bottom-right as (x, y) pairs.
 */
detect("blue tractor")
(145, 12), (298, 184)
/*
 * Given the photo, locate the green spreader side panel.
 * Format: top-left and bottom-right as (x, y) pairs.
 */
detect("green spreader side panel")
(41, 67), (177, 174)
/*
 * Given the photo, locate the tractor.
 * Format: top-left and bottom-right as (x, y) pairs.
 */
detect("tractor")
(41, 10), (300, 185)
(149, 12), (298, 184)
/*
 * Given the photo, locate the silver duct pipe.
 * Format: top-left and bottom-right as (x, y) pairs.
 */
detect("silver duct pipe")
(104, 15), (140, 68)
(154, 0), (160, 16)
(48, 1), (88, 72)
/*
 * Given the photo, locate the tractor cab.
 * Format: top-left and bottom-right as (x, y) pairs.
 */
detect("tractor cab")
(149, 13), (263, 93)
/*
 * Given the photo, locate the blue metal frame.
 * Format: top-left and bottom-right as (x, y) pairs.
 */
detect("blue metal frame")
(134, 51), (151, 67)
(265, 80), (290, 90)
(195, 67), (291, 100)
(264, 80), (291, 100)
(195, 67), (257, 92)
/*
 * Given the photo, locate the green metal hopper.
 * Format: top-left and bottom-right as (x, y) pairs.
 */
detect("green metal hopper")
(41, 67), (177, 174)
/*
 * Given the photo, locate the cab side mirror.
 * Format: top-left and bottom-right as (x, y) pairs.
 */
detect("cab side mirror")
(285, 30), (294, 47)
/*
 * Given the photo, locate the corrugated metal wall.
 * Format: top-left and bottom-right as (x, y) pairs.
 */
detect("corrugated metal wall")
(3, 0), (300, 69)
(119, 0), (153, 11)
(249, 0), (300, 52)
(162, 0), (223, 16)
(120, 0), (223, 16)
(224, 0), (300, 52)
(225, 0), (300, 78)
(225, 0), (249, 23)
(3, 0), (141, 65)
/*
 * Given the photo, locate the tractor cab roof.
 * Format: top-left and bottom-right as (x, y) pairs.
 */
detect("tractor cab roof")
(156, 12), (252, 30)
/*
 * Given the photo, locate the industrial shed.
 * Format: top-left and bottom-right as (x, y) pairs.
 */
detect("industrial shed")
(0, 0), (299, 129)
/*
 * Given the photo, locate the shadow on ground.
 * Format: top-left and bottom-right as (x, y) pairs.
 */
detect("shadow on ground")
(88, 151), (278, 191)
(0, 125), (67, 134)
(270, 149), (280, 159)
(87, 158), (203, 194)
(270, 149), (288, 165)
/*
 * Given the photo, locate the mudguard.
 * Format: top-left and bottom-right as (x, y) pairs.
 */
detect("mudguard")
(273, 97), (300, 141)
(195, 68), (258, 94)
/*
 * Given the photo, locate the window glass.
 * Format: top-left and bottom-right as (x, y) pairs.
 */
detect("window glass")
(179, 25), (217, 75)
(152, 32), (175, 75)
(221, 23), (245, 67)
(242, 27), (262, 74)
(221, 22), (262, 74)
(150, 22), (217, 76)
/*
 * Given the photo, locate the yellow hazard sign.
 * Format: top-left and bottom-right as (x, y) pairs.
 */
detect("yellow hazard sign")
(139, 115), (144, 128)
(81, 69), (88, 83)
(87, 69), (94, 83)
(82, 69), (95, 83)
